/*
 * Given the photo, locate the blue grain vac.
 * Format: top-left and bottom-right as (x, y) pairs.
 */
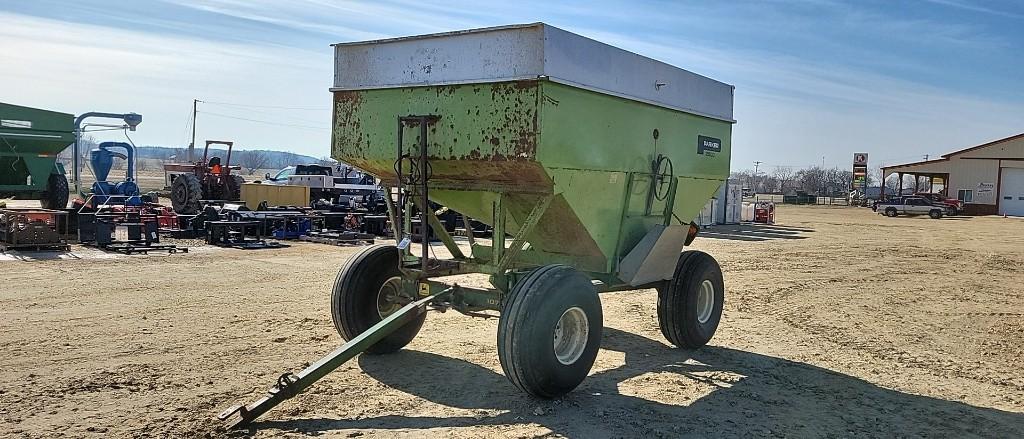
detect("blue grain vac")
(89, 142), (141, 205)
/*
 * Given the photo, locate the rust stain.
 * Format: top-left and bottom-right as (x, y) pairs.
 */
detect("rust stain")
(336, 80), (543, 184)
(333, 91), (365, 157)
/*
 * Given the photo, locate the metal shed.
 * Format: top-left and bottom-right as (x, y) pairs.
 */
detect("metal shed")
(881, 132), (1024, 216)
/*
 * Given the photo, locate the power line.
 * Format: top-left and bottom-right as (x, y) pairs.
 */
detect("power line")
(202, 104), (329, 126)
(198, 111), (329, 130)
(201, 100), (329, 111)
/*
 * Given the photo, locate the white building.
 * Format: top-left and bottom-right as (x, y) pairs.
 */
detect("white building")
(881, 133), (1024, 216)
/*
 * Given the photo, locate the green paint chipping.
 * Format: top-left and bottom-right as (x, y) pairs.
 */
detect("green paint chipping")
(333, 79), (732, 274)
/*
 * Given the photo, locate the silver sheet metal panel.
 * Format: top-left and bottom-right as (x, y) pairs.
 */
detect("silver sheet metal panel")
(332, 23), (735, 122)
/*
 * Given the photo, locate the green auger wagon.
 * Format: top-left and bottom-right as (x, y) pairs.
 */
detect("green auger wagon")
(221, 23), (734, 427)
(0, 103), (74, 209)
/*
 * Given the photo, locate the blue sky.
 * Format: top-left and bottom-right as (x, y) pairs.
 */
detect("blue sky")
(2, 0), (1022, 171)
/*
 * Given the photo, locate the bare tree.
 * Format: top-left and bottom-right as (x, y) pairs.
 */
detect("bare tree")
(318, 155), (337, 166)
(823, 168), (853, 196)
(159, 149), (178, 165)
(796, 167), (826, 193)
(884, 173), (900, 196)
(772, 166), (795, 193)
(867, 165), (882, 188)
(238, 150), (270, 175)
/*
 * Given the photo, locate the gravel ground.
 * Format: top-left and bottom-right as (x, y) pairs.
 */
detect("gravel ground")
(0, 204), (1022, 438)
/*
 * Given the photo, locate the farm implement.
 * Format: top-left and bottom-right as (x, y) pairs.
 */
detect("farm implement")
(220, 23), (734, 428)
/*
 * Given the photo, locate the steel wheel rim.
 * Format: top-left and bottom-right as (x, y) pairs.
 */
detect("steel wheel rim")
(376, 276), (404, 319)
(173, 184), (186, 202)
(553, 307), (589, 365)
(696, 279), (715, 324)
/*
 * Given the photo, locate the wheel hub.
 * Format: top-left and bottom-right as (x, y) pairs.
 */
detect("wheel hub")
(696, 279), (715, 324)
(376, 276), (409, 319)
(553, 307), (589, 365)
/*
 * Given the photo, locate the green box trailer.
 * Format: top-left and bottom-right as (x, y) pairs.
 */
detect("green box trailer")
(221, 23), (735, 428)
(0, 102), (74, 209)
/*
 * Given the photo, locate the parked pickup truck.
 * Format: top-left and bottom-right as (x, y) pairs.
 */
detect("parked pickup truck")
(877, 196), (945, 219)
(264, 164), (383, 210)
(915, 192), (963, 215)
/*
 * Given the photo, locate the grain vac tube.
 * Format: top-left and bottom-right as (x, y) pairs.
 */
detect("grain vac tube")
(72, 112), (142, 195)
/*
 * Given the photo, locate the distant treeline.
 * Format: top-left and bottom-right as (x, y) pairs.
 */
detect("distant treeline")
(132, 146), (321, 170)
(59, 137), (324, 173)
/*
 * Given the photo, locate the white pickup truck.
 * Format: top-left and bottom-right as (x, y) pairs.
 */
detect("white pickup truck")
(876, 196), (945, 219)
(264, 164), (383, 209)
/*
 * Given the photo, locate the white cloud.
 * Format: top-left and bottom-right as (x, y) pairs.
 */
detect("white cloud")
(570, 26), (1024, 169)
(0, 12), (333, 156)
(3, 1), (1020, 171)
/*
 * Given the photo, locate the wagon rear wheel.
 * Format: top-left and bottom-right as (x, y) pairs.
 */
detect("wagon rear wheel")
(497, 264), (602, 398)
(331, 244), (424, 354)
(39, 173), (69, 210)
(657, 251), (724, 349)
(230, 175), (244, 201)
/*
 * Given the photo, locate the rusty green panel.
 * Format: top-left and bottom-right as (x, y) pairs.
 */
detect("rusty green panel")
(333, 81), (548, 191)
(332, 79), (732, 275)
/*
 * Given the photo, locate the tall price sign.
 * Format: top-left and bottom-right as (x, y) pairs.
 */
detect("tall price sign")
(852, 153), (868, 193)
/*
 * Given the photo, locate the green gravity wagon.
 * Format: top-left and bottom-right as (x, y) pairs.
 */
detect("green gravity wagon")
(0, 103), (73, 209)
(221, 23), (734, 427)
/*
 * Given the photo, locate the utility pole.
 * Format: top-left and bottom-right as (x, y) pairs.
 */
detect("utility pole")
(189, 99), (200, 162)
(752, 160), (763, 192)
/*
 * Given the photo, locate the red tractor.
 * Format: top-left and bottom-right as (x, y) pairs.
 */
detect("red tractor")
(164, 140), (244, 214)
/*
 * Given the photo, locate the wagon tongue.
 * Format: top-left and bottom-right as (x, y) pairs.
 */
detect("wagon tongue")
(217, 287), (453, 429)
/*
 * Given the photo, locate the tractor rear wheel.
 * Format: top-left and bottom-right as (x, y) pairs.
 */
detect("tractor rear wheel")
(170, 174), (203, 214)
(498, 264), (603, 398)
(657, 251), (725, 349)
(39, 173), (69, 210)
(331, 244), (424, 354)
(230, 175), (244, 201)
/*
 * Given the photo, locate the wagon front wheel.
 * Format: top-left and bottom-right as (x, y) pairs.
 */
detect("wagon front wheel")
(498, 265), (603, 398)
(331, 244), (425, 354)
(657, 251), (724, 349)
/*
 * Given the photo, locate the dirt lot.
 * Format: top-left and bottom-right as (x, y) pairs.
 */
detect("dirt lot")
(1, 205), (1022, 438)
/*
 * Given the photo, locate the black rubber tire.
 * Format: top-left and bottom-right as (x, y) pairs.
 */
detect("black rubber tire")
(497, 264), (602, 398)
(40, 173), (69, 210)
(230, 175), (244, 201)
(170, 174), (203, 214)
(929, 210), (943, 219)
(657, 251), (725, 349)
(331, 244), (425, 354)
(885, 207), (898, 217)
